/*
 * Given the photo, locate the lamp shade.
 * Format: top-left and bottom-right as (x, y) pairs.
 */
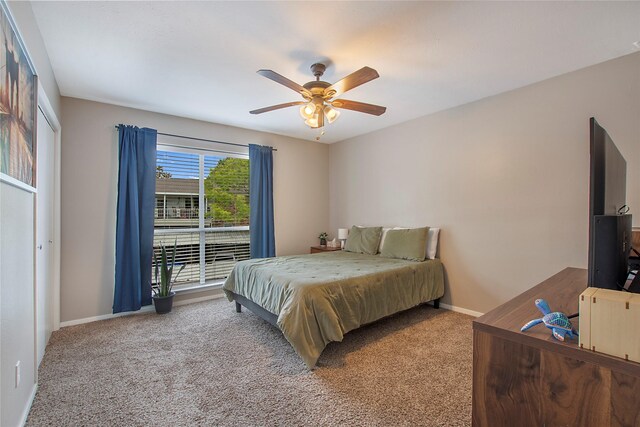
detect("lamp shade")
(300, 102), (317, 119)
(323, 105), (341, 124)
(338, 228), (349, 240)
(305, 115), (320, 128)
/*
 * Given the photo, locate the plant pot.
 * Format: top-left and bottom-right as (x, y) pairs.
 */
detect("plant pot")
(320, 239), (327, 246)
(153, 292), (175, 314)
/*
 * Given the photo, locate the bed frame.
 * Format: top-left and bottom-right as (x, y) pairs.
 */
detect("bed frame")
(230, 291), (440, 329)
(232, 292), (279, 327)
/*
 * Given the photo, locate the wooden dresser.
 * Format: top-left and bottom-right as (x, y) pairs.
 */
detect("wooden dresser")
(472, 268), (640, 426)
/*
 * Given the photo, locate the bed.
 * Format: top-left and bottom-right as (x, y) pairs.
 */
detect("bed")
(222, 248), (444, 368)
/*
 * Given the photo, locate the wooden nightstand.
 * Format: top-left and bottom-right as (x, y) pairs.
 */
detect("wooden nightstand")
(310, 246), (342, 254)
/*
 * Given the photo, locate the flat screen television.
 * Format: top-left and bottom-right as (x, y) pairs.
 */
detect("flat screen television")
(588, 117), (632, 291)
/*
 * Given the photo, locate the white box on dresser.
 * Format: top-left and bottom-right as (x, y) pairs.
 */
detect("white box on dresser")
(579, 287), (640, 363)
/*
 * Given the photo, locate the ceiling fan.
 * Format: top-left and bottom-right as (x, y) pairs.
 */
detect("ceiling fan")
(250, 63), (386, 129)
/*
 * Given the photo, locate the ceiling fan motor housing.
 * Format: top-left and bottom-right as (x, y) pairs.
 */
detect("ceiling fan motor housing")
(303, 80), (331, 97)
(305, 63), (335, 98)
(310, 63), (326, 79)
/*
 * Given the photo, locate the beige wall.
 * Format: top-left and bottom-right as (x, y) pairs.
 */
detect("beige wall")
(60, 97), (329, 323)
(329, 52), (640, 314)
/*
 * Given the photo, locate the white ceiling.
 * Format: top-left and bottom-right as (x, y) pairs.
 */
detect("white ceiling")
(31, 1), (640, 143)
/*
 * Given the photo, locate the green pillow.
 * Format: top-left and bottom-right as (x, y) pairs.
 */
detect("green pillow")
(380, 227), (429, 261)
(344, 226), (382, 255)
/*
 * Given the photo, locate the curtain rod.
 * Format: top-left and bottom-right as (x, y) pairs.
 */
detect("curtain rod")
(114, 126), (277, 151)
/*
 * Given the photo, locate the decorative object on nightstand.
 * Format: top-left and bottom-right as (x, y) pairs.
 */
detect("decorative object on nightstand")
(318, 232), (328, 246)
(310, 245), (343, 254)
(327, 238), (339, 248)
(338, 228), (349, 249)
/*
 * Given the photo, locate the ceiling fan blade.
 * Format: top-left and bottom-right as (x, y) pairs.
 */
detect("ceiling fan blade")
(325, 67), (379, 98)
(331, 99), (386, 116)
(257, 70), (311, 97)
(250, 101), (306, 115)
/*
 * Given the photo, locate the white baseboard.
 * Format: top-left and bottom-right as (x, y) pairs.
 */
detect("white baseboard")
(174, 293), (225, 306)
(430, 301), (484, 317)
(19, 383), (38, 427)
(59, 293), (225, 328)
(59, 293), (482, 327)
(60, 306), (155, 327)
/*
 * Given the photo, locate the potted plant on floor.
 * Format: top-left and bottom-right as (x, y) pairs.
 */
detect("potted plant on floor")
(152, 238), (185, 314)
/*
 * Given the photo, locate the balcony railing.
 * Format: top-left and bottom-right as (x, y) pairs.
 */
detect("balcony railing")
(155, 208), (199, 219)
(151, 227), (250, 287)
(154, 208), (249, 230)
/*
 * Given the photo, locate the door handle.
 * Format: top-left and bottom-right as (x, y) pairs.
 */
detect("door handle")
(37, 244), (43, 250)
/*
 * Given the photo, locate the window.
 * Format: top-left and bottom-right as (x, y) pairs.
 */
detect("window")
(153, 147), (250, 290)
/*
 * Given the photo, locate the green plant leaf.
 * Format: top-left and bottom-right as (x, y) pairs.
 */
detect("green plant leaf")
(160, 244), (168, 296)
(153, 251), (159, 296)
(168, 237), (178, 293)
(171, 237), (178, 270)
(173, 263), (186, 287)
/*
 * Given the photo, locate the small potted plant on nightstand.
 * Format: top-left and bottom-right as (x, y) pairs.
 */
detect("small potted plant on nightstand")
(152, 239), (185, 314)
(318, 232), (328, 246)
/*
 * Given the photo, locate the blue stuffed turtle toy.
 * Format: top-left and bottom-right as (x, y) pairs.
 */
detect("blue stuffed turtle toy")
(521, 298), (578, 342)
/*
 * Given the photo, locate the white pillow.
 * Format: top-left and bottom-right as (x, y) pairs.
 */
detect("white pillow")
(380, 227), (440, 259)
(377, 228), (392, 253)
(426, 228), (440, 259)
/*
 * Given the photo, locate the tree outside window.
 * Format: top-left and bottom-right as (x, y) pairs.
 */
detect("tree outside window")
(204, 157), (249, 227)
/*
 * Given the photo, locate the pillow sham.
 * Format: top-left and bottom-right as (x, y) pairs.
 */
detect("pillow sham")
(378, 226), (441, 259)
(380, 227), (429, 261)
(344, 226), (382, 255)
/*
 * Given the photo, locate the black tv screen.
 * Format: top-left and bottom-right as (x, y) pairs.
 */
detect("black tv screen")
(589, 118), (627, 217)
(588, 118), (632, 290)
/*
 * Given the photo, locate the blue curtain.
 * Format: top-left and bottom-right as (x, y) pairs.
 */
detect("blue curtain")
(249, 144), (275, 258)
(113, 125), (157, 313)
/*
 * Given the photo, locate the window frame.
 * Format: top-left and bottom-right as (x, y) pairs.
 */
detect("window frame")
(155, 143), (249, 291)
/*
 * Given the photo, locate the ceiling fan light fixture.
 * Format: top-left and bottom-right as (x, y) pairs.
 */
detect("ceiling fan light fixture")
(323, 105), (340, 124)
(300, 102), (317, 119)
(304, 115), (320, 128)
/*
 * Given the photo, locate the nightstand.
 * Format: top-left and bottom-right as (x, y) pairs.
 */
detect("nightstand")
(310, 245), (342, 254)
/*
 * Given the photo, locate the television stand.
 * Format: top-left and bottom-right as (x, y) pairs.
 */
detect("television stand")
(472, 268), (640, 426)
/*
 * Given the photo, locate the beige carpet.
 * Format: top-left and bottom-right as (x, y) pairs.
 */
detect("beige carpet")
(27, 297), (473, 426)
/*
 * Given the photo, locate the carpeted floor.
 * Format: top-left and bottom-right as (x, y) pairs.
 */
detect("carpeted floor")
(26, 297), (473, 426)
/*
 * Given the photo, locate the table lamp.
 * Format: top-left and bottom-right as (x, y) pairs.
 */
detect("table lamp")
(338, 228), (349, 249)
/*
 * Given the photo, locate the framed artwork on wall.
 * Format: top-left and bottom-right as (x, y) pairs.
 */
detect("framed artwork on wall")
(0, 0), (38, 192)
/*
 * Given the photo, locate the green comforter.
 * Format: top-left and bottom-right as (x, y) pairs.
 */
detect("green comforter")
(223, 251), (444, 368)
